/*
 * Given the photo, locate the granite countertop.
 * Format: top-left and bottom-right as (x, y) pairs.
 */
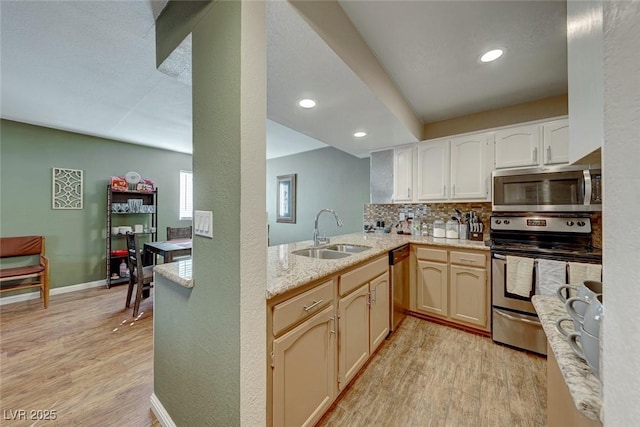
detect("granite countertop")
(532, 295), (603, 422)
(266, 232), (489, 299)
(154, 259), (194, 289)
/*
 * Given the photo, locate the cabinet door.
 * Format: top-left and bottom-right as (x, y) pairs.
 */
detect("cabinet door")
(450, 134), (489, 200)
(369, 272), (390, 353)
(449, 265), (487, 329)
(370, 149), (394, 203)
(416, 140), (450, 201)
(416, 260), (448, 318)
(494, 124), (540, 169)
(393, 146), (413, 202)
(542, 119), (570, 165)
(272, 305), (337, 427)
(338, 285), (370, 390)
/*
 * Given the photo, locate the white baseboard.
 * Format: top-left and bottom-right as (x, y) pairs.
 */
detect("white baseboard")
(0, 279), (106, 305)
(150, 393), (176, 427)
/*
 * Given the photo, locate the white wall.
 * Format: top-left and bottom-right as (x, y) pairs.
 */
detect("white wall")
(602, 2), (640, 425)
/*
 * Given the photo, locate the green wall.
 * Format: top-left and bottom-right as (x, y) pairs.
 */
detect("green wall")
(267, 146), (370, 246)
(0, 119), (192, 290)
(154, 0), (268, 425)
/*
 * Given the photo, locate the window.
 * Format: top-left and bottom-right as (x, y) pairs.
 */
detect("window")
(179, 171), (193, 220)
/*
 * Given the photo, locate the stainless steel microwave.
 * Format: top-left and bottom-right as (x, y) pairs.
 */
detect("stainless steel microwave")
(492, 165), (602, 212)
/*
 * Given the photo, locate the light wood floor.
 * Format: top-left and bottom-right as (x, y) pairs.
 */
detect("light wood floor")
(0, 286), (159, 427)
(317, 316), (547, 427)
(1, 289), (545, 427)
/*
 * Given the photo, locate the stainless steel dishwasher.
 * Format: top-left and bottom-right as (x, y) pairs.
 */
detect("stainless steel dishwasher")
(389, 244), (410, 331)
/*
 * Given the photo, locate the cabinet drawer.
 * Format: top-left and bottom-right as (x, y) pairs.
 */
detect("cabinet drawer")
(339, 256), (387, 297)
(415, 246), (448, 262)
(273, 280), (334, 336)
(450, 251), (486, 267)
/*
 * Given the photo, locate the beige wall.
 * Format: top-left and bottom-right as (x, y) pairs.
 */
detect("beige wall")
(423, 94), (568, 140)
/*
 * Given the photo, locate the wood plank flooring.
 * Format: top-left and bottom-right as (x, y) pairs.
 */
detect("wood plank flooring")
(0, 286), (159, 427)
(2, 289), (546, 427)
(317, 316), (547, 427)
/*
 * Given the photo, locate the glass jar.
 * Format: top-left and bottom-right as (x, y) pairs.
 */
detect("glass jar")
(433, 220), (445, 238)
(446, 220), (459, 239)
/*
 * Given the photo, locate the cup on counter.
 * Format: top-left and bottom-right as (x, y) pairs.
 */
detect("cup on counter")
(558, 281), (602, 330)
(555, 315), (575, 337)
(567, 325), (600, 378)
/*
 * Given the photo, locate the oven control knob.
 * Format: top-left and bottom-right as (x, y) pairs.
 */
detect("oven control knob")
(566, 221), (574, 226)
(503, 220), (510, 225)
(495, 219), (502, 224)
(577, 221), (586, 227)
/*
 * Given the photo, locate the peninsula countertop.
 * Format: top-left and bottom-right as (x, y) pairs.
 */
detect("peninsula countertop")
(532, 295), (603, 423)
(266, 232), (489, 299)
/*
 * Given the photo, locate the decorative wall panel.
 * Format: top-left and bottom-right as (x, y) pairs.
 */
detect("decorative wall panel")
(52, 167), (83, 209)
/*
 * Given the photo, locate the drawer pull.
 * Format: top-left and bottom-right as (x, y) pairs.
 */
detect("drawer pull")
(459, 258), (477, 263)
(303, 299), (323, 312)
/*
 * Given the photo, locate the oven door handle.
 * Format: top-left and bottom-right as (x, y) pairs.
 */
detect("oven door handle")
(492, 253), (507, 260)
(494, 308), (541, 326)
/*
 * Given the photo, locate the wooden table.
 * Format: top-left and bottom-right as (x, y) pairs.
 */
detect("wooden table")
(144, 239), (192, 263)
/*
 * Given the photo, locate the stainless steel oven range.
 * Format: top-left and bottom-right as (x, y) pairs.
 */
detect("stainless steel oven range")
(490, 214), (602, 355)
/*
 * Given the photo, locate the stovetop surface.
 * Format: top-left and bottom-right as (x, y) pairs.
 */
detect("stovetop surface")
(489, 239), (602, 261)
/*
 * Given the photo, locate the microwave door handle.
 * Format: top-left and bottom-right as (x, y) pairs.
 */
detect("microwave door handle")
(583, 170), (592, 205)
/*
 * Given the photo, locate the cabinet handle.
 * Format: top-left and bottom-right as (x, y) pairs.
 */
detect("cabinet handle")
(330, 314), (336, 335)
(371, 288), (377, 304)
(443, 185), (446, 197)
(459, 258), (476, 263)
(452, 184), (456, 197)
(408, 187), (411, 199)
(532, 147), (538, 164)
(547, 146), (552, 163)
(303, 299), (323, 312)
(367, 291), (371, 307)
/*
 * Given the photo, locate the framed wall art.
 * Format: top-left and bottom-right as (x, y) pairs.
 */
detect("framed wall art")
(276, 174), (296, 223)
(52, 167), (84, 209)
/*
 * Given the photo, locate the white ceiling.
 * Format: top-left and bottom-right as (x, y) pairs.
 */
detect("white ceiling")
(0, 1), (568, 159)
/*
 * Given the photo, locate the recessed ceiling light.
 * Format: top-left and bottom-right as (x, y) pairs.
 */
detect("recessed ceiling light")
(354, 131), (367, 138)
(298, 98), (317, 109)
(480, 48), (504, 63)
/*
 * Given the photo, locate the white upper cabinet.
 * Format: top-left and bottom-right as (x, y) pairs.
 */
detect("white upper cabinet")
(494, 124), (541, 169)
(567, 0), (603, 164)
(392, 146), (414, 202)
(542, 119), (570, 165)
(494, 119), (570, 169)
(416, 140), (449, 201)
(450, 134), (489, 199)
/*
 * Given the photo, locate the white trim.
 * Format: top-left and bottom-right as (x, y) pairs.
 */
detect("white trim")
(150, 393), (176, 427)
(0, 279), (105, 306)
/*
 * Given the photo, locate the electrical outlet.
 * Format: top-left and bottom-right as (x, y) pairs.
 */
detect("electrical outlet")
(194, 210), (213, 238)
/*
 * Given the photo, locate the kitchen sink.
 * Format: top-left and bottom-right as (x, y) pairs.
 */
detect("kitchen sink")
(291, 248), (352, 259)
(324, 244), (371, 253)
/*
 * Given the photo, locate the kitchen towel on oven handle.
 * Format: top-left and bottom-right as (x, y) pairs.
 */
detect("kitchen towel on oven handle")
(536, 259), (567, 297)
(568, 262), (602, 286)
(506, 255), (535, 298)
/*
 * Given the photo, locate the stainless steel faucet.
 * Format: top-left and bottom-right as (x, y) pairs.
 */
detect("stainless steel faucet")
(312, 209), (344, 247)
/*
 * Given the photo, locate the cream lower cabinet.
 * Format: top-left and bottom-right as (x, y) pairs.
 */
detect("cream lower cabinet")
(369, 272), (390, 352)
(337, 274), (390, 390)
(416, 259), (448, 317)
(450, 265), (486, 328)
(338, 284), (370, 390)
(337, 256), (389, 390)
(272, 304), (337, 427)
(412, 246), (489, 332)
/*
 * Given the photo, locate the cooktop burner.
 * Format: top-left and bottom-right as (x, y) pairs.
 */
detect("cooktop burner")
(489, 214), (601, 261)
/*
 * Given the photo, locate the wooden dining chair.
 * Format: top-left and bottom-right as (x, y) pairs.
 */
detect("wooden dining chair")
(167, 225), (192, 241)
(125, 233), (153, 317)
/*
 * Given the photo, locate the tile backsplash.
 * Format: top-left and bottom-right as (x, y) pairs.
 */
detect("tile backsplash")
(364, 203), (602, 248)
(364, 202), (493, 239)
